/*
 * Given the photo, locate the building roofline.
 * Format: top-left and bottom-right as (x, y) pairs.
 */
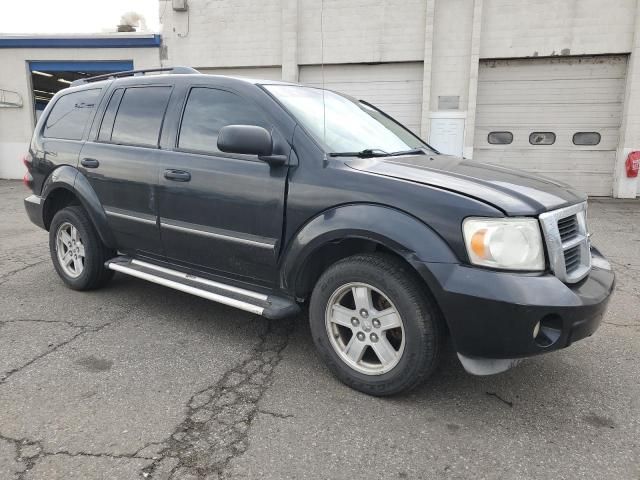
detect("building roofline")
(0, 34), (161, 48)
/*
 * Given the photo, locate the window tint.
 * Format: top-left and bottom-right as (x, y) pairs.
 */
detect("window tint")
(573, 132), (601, 146)
(111, 86), (171, 147)
(43, 89), (101, 140)
(178, 88), (268, 154)
(488, 131), (513, 145)
(529, 132), (555, 145)
(98, 89), (124, 142)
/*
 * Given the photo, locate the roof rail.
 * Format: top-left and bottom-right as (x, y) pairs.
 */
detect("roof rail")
(70, 66), (199, 87)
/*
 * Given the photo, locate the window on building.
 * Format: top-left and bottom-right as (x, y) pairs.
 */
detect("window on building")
(43, 89), (101, 140)
(110, 86), (172, 148)
(178, 87), (268, 154)
(573, 132), (601, 146)
(487, 131), (513, 145)
(529, 132), (556, 145)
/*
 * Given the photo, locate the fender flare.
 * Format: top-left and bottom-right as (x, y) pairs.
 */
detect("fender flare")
(280, 203), (459, 295)
(41, 165), (117, 248)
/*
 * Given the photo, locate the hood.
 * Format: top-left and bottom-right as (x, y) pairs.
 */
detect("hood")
(346, 154), (587, 215)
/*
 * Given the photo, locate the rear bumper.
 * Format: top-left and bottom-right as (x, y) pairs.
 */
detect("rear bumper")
(24, 194), (45, 229)
(418, 246), (615, 360)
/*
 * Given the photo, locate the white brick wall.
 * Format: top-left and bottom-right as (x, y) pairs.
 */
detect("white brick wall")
(297, 0), (426, 65)
(0, 47), (158, 179)
(481, 0), (637, 58)
(161, 0), (282, 68)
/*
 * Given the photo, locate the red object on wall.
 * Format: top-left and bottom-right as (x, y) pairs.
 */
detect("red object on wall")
(626, 151), (640, 178)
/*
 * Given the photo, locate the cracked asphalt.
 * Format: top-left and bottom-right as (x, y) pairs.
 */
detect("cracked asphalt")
(0, 179), (638, 480)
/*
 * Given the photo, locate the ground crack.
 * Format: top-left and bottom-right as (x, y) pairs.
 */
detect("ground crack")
(0, 258), (48, 286)
(486, 391), (514, 408)
(0, 318), (88, 329)
(603, 321), (639, 328)
(257, 408), (294, 419)
(0, 432), (157, 479)
(0, 321), (114, 385)
(142, 318), (295, 480)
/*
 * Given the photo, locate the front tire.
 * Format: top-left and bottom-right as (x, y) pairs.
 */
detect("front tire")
(309, 253), (443, 396)
(49, 206), (115, 290)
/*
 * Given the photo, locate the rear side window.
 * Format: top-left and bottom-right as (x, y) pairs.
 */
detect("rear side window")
(43, 89), (101, 140)
(110, 86), (171, 148)
(178, 87), (268, 154)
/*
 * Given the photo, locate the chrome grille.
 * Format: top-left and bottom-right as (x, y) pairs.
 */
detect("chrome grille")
(557, 215), (579, 242)
(539, 202), (591, 283)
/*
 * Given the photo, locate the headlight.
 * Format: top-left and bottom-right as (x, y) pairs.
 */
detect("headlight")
(462, 218), (544, 271)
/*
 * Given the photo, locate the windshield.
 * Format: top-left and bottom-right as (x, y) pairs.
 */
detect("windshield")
(264, 85), (431, 155)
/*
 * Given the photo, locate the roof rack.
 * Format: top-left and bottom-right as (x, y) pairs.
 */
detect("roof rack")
(70, 66), (199, 87)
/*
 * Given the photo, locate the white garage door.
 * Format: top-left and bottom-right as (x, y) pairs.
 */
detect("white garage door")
(474, 55), (627, 196)
(299, 63), (423, 134)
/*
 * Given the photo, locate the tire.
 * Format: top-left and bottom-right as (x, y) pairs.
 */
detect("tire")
(309, 253), (443, 396)
(49, 205), (115, 290)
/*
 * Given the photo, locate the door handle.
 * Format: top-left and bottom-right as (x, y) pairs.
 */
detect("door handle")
(164, 169), (191, 182)
(81, 158), (99, 168)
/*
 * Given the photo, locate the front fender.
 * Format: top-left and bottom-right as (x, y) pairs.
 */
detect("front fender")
(280, 203), (459, 294)
(41, 166), (116, 248)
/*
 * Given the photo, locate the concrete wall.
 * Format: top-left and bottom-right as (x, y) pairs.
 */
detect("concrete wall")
(0, 46), (159, 179)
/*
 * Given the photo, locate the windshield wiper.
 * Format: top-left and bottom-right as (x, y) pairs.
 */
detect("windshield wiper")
(328, 149), (390, 158)
(387, 148), (426, 157)
(329, 148), (427, 158)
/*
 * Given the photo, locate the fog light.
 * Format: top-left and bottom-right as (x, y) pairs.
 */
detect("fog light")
(533, 321), (541, 339)
(534, 314), (563, 347)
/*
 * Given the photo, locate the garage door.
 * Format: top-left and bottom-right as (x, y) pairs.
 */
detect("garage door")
(299, 63), (423, 134)
(474, 55), (627, 196)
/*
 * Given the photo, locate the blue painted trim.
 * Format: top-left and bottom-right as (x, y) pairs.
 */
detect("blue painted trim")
(0, 34), (160, 48)
(29, 60), (134, 72)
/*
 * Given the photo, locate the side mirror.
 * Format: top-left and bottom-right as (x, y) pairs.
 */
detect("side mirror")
(217, 125), (287, 166)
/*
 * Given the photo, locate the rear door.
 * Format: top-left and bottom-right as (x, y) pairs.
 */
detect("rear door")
(156, 85), (288, 285)
(79, 84), (172, 255)
(35, 88), (102, 192)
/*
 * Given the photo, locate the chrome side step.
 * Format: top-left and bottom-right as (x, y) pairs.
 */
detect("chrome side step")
(106, 257), (299, 319)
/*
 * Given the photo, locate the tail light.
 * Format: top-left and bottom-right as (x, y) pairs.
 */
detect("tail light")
(22, 153), (33, 190)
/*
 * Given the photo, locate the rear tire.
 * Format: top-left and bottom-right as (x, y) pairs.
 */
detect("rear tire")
(49, 206), (115, 290)
(309, 253), (443, 396)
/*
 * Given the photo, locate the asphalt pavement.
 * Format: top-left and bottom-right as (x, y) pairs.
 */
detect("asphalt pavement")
(0, 179), (638, 480)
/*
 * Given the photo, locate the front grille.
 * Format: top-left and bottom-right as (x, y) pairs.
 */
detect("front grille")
(563, 244), (581, 272)
(539, 202), (591, 283)
(558, 215), (579, 242)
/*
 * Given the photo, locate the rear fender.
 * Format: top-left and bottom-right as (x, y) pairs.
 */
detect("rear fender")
(41, 165), (116, 248)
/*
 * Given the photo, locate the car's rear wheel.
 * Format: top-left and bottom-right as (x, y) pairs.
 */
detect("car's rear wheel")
(49, 206), (114, 290)
(309, 253), (443, 396)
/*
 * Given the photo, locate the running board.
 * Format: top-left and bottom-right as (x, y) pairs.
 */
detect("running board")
(106, 257), (299, 319)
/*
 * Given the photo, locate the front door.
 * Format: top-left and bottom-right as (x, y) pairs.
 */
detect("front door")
(157, 86), (288, 285)
(79, 84), (173, 255)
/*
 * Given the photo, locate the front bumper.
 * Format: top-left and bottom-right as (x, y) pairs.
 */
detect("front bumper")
(418, 246), (615, 360)
(24, 194), (45, 229)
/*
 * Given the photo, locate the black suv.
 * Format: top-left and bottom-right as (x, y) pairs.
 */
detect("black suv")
(23, 67), (614, 395)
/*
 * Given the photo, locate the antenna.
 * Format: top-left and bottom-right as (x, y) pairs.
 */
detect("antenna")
(320, 0), (326, 144)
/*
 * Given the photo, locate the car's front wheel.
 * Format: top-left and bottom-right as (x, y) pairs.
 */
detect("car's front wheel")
(49, 206), (115, 290)
(309, 253), (443, 396)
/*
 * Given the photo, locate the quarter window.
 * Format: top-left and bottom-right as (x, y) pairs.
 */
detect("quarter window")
(573, 132), (601, 146)
(178, 88), (268, 154)
(110, 86), (172, 148)
(43, 89), (101, 140)
(487, 131), (513, 145)
(529, 132), (556, 145)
